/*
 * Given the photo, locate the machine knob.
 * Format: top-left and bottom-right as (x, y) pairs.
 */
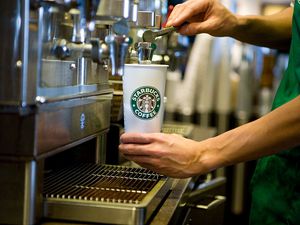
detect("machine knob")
(90, 39), (109, 63)
(52, 39), (70, 59)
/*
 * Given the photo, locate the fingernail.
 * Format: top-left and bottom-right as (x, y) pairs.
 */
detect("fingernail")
(166, 20), (172, 26)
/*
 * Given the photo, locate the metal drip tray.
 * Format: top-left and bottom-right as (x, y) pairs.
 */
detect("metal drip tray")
(43, 164), (172, 225)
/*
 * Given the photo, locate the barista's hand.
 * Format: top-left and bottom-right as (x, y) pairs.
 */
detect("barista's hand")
(119, 132), (213, 178)
(166, 0), (238, 37)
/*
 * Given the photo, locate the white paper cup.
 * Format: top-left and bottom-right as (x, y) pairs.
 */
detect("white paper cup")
(123, 64), (168, 133)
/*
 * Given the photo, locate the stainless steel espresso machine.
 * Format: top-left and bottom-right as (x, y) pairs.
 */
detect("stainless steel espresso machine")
(0, 1), (174, 225)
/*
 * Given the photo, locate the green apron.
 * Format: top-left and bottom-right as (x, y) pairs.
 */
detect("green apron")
(249, 2), (300, 225)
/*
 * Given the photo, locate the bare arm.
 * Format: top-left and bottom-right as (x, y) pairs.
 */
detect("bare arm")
(206, 95), (300, 169)
(119, 96), (300, 178)
(232, 8), (293, 50)
(166, 0), (292, 50)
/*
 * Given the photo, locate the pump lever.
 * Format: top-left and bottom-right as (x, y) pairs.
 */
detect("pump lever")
(142, 26), (177, 42)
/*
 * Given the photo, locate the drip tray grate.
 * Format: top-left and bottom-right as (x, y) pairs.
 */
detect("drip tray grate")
(43, 164), (172, 225)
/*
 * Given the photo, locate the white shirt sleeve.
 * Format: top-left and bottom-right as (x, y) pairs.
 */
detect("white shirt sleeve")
(291, 0), (295, 7)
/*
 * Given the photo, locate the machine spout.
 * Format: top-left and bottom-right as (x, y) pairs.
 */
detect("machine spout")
(135, 42), (156, 64)
(105, 34), (132, 76)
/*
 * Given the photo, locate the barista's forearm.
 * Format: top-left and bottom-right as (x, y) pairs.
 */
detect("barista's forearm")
(203, 95), (300, 170)
(230, 8), (293, 50)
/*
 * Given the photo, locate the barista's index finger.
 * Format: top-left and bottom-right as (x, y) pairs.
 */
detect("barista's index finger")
(166, 1), (208, 27)
(166, 3), (187, 27)
(120, 133), (152, 144)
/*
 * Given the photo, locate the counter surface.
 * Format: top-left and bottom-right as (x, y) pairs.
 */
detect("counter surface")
(149, 178), (191, 225)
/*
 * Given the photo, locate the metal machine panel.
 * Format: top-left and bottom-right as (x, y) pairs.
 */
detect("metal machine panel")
(41, 59), (77, 87)
(0, 161), (42, 225)
(0, 0), (24, 104)
(0, 95), (112, 157)
(37, 95), (112, 154)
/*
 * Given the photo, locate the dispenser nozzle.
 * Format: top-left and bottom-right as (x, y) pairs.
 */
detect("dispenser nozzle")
(135, 42), (156, 64)
(105, 35), (132, 76)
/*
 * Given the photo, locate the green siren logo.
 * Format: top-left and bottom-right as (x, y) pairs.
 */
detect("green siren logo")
(131, 86), (161, 120)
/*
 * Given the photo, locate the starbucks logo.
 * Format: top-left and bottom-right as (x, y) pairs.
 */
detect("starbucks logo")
(131, 86), (161, 120)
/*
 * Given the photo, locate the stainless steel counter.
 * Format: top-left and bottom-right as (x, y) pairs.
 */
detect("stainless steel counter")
(149, 178), (191, 225)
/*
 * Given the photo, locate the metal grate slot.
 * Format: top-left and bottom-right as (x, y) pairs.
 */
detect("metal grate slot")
(43, 164), (163, 204)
